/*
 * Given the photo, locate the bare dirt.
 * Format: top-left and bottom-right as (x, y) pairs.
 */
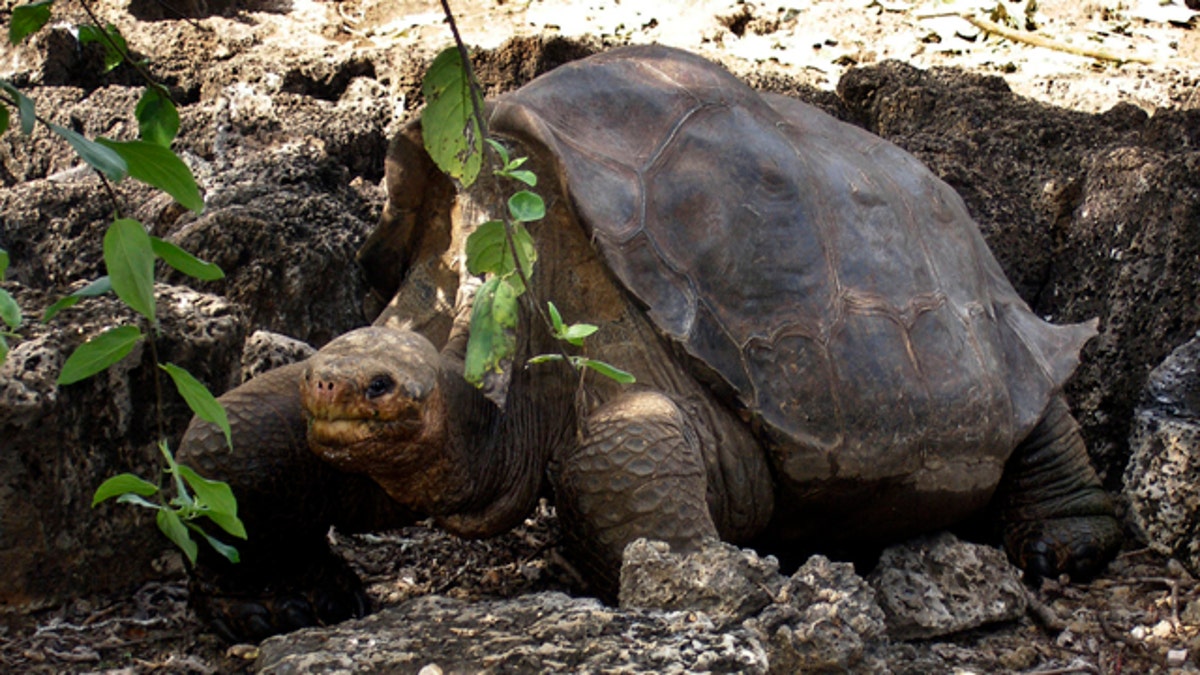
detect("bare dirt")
(2, 0), (1200, 673)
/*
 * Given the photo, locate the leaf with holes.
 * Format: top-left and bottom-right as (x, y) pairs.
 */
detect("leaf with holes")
(0, 288), (20, 332)
(464, 277), (519, 386)
(422, 46), (482, 187)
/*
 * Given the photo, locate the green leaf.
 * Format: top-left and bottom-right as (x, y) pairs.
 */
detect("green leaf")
(0, 104), (9, 135)
(157, 508), (198, 565)
(57, 324), (142, 385)
(547, 301), (565, 335)
(464, 220), (536, 292)
(116, 493), (161, 510)
(508, 190), (545, 223)
(92, 473), (159, 506)
(0, 249), (8, 280)
(527, 353), (563, 366)
(9, 0), (53, 46)
(190, 525), (241, 563)
(1, 83), (36, 136)
(506, 169), (537, 187)
(0, 335), (7, 366)
(0, 288), (21, 331)
(464, 277), (519, 386)
(47, 123), (128, 181)
(96, 139), (203, 212)
(104, 218), (156, 323)
(77, 23), (126, 72)
(160, 362), (232, 450)
(177, 464), (245, 538)
(421, 46), (483, 188)
(42, 276), (112, 322)
(158, 442), (193, 510)
(150, 237), (223, 281)
(485, 138), (510, 166)
(135, 87), (179, 147)
(562, 323), (599, 347)
(579, 358), (637, 384)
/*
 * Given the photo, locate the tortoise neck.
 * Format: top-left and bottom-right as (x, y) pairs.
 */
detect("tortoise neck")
(438, 355), (553, 538)
(371, 353), (549, 539)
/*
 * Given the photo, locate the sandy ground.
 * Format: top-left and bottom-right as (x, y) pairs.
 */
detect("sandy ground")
(330, 0), (1200, 112)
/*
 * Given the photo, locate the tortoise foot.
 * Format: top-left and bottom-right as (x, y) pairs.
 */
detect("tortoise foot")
(189, 548), (369, 643)
(1006, 514), (1122, 584)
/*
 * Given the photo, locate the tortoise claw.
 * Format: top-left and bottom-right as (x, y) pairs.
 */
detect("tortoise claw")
(189, 548), (370, 643)
(1007, 514), (1122, 584)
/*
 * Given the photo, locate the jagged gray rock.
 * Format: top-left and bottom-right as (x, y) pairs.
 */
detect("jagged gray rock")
(255, 591), (770, 674)
(868, 532), (1027, 640)
(255, 539), (896, 673)
(240, 330), (316, 383)
(1125, 332), (1200, 574)
(748, 555), (890, 674)
(0, 284), (245, 605)
(618, 538), (781, 626)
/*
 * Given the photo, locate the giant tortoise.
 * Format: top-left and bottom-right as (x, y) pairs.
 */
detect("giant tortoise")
(179, 45), (1120, 641)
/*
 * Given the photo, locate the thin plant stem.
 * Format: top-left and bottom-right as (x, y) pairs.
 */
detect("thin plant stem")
(438, 1), (590, 387)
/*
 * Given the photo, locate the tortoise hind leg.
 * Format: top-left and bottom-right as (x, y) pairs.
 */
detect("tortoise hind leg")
(995, 395), (1121, 582)
(553, 391), (720, 598)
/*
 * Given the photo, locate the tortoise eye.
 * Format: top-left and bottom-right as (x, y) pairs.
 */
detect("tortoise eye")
(365, 375), (395, 400)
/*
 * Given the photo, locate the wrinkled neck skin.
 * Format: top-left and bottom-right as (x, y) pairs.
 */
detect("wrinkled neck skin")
(363, 351), (551, 539)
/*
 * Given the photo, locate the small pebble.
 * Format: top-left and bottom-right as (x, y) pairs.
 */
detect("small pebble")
(226, 644), (260, 659)
(1167, 649), (1188, 667)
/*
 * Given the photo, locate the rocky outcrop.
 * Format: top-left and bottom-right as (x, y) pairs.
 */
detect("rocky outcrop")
(868, 532), (1027, 640)
(258, 536), (1052, 672)
(1125, 332), (1200, 574)
(256, 591), (770, 675)
(0, 23), (390, 604)
(0, 283), (244, 605)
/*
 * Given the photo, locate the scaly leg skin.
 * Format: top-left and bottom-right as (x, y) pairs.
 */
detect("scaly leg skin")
(177, 363), (413, 642)
(553, 391), (719, 598)
(996, 396), (1122, 583)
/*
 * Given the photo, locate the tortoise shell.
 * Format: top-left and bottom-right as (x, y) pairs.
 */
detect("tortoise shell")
(488, 45), (1094, 489)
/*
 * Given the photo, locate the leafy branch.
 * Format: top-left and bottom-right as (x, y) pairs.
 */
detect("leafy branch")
(422, 4), (634, 393)
(3, 0), (243, 565)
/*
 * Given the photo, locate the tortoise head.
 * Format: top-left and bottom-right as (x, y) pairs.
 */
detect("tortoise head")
(300, 327), (442, 475)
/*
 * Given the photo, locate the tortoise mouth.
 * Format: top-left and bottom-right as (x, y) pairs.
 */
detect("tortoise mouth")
(306, 409), (426, 472)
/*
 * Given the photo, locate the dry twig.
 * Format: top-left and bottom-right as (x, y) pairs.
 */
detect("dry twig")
(961, 13), (1155, 64)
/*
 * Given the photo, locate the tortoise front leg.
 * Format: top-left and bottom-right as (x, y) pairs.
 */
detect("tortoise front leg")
(994, 396), (1122, 581)
(553, 391), (720, 598)
(178, 363), (414, 642)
